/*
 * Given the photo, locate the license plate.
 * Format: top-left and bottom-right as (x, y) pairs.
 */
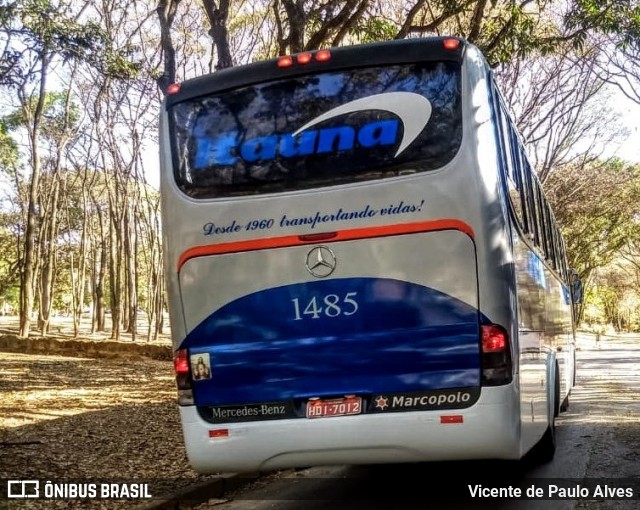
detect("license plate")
(306, 396), (362, 419)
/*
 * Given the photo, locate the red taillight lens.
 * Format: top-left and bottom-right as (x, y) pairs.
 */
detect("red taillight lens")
(173, 349), (193, 405)
(277, 55), (293, 68)
(315, 49), (331, 62)
(482, 324), (507, 353)
(174, 349), (190, 374)
(167, 83), (181, 95)
(443, 38), (460, 50)
(481, 324), (512, 386)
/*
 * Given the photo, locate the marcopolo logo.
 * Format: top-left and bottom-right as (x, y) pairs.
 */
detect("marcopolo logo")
(370, 388), (479, 414)
(194, 92), (432, 168)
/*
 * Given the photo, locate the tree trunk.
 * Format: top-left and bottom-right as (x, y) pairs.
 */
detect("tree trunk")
(76, 195), (89, 338)
(156, 0), (182, 93)
(124, 204), (138, 339)
(109, 205), (123, 341)
(201, 0), (233, 70)
(93, 200), (107, 332)
(280, 0), (306, 53)
(19, 52), (50, 338)
(38, 176), (60, 335)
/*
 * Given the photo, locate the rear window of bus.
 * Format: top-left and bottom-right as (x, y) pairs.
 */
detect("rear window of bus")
(169, 62), (462, 199)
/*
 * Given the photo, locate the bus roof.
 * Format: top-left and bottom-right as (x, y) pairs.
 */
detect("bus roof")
(164, 36), (467, 108)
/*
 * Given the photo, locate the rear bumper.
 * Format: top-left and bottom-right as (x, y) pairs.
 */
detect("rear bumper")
(179, 386), (521, 473)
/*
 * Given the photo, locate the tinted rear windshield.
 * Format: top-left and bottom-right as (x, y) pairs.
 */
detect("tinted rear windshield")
(170, 62), (462, 198)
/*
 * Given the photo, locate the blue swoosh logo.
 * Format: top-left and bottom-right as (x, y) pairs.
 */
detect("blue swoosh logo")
(293, 92), (432, 157)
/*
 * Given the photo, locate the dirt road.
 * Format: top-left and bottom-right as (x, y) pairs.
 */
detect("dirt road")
(0, 352), (216, 509)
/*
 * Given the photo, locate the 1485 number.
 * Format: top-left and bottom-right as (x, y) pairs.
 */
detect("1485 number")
(291, 293), (359, 320)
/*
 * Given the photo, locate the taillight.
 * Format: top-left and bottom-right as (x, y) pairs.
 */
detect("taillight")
(482, 324), (507, 352)
(481, 324), (512, 386)
(173, 349), (194, 405)
(174, 349), (189, 373)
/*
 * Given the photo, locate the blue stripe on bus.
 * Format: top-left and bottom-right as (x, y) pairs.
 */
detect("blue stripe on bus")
(180, 278), (482, 405)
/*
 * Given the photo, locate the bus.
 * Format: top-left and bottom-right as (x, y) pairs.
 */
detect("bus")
(159, 36), (577, 474)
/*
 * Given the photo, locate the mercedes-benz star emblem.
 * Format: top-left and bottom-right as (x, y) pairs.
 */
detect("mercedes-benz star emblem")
(305, 246), (337, 278)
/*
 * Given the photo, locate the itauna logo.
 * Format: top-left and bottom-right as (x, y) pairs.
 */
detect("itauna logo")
(194, 92), (432, 168)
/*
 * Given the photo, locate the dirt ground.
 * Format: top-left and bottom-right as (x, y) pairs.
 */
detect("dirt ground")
(0, 315), (219, 510)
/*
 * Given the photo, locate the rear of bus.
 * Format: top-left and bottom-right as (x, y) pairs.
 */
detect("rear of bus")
(160, 37), (516, 473)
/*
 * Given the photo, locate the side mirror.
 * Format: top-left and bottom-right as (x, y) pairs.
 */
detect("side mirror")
(570, 270), (583, 304)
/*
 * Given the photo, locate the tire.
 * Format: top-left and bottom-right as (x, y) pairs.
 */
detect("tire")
(534, 420), (556, 464)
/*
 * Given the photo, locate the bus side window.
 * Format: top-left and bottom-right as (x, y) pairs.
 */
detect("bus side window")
(544, 203), (557, 269)
(542, 189), (553, 263)
(522, 158), (540, 247)
(509, 126), (532, 234)
(539, 192), (550, 261)
(548, 215), (560, 271)
(533, 179), (549, 258)
(494, 92), (528, 233)
(560, 236), (569, 281)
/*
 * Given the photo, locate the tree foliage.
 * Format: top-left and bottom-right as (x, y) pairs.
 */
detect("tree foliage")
(564, 0), (640, 50)
(545, 159), (640, 278)
(0, 120), (18, 172)
(0, 0), (136, 86)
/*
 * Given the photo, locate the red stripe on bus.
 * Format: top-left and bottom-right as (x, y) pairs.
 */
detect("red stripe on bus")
(177, 219), (474, 271)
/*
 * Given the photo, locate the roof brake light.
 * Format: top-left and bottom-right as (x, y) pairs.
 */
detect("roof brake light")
(167, 83), (181, 95)
(277, 55), (293, 68)
(443, 38), (461, 50)
(315, 49), (331, 62)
